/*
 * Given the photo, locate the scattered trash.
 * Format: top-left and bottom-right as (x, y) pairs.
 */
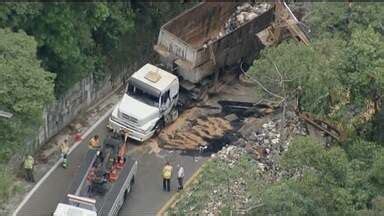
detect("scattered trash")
(200, 145), (261, 215)
(202, 2), (272, 48)
(223, 2), (271, 35)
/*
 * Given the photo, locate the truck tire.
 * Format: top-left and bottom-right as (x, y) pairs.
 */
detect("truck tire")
(131, 175), (135, 185)
(154, 119), (165, 135)
(170, 107), (179, 122)
(124, 189), (128, 201)
(124, 176), (135, 201)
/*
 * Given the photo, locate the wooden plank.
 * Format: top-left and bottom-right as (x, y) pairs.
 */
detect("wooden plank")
(299, 113), (341, 142)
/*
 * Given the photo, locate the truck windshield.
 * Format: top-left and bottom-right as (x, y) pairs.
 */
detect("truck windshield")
(127, 84), (159, 107)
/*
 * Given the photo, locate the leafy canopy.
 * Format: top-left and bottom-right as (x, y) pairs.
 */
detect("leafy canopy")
(0, 28), (55, 161)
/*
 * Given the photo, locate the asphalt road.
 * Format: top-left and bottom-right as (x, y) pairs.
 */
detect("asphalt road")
(121, 149), (206, 215)
(16, 118), (207, 216)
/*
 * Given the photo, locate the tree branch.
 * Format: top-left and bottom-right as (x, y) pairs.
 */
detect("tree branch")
(240, 63), (284, 99)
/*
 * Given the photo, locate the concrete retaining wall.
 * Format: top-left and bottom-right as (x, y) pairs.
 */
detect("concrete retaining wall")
(30, 64), (139, 151)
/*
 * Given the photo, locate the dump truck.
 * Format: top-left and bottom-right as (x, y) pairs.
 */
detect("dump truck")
(109, 2), (276, 142)
(154, 2), (275, 92)
(53, 135), (138, 216)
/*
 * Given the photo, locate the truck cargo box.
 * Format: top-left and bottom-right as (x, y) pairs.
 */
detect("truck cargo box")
(154, 2), (275, 83)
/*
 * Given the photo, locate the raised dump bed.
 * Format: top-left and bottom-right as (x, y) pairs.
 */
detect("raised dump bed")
(154, 2), (275, 84)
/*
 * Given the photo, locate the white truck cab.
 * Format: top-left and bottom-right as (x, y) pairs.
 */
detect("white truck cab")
(54, 203), (97, 216)
(53, 195), (97, 216)
(108, 63), (179, 142)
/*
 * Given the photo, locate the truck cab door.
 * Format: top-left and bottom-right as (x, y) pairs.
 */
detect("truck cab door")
(160, 90), (171, 113)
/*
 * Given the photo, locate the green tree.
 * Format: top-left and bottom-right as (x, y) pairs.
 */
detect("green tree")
(0, 2), (43, 29)
(341, 27), (384, 107)
(256, 181), (323, 216)
(0, 28), (55, 161)
(306, 2), (384, 39)
(258, 137), (355, 215)
(107, 1), (197, 78)
(371, 152), (384, 187)
(282, 137), (349, 186)
(248, 37), (345, 116)
(0, 2), (136, 95)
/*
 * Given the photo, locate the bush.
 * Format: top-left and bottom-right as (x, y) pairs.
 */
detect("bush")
(0, 166), (16, 203)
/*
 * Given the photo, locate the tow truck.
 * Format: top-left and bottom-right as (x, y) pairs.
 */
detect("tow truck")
(53, 134), (137, 216)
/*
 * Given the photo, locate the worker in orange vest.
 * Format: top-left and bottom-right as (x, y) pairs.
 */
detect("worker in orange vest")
(162, 161), (173, 192)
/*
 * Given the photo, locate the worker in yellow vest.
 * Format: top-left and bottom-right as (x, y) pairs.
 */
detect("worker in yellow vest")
(24, 155), (35, 183)
(88, 135), (101, 149)
(162, 161), (173, 192)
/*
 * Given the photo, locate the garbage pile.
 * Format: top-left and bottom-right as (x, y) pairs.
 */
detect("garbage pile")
(211, 145), (246, 168)
(202, 2), (271, 48)
(202, 146), (262, 215)
(223, 2), (271, 35)
(200, 113), (307, 214)
(234, 111), (307, 180)
(202, 176), (249, 216)
(242, 119), (286, 178)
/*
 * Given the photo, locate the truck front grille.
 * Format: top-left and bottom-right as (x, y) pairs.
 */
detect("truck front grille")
(111, 116), (142, 134)
(121, 113), (138, 124)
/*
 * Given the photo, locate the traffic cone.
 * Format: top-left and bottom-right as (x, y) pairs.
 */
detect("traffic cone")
(74, 133), (82, 142)
(116, 157), (124, 169)
(109, 167), (118, 182)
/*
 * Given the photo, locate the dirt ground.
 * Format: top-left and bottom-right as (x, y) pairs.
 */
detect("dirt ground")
(158, 111), (233, 150)
(157, 73), (262, 151)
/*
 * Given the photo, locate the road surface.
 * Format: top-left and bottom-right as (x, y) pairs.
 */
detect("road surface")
(121, 148), (206, 215)
(16, 118), (207, 216)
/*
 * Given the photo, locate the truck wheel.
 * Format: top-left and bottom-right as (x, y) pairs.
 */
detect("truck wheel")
(154, 119), (165, 135)
(171, 107), (179, 122)
(124, 189), (128, 201)
(131, 176), (135, 185)
(124, 177), (135, 201)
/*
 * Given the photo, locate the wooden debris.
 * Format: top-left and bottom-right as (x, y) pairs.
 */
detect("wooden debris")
(298, 112), (346, 142)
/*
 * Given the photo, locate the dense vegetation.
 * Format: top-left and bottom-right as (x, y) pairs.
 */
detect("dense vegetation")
(0, 2), (135, 95)
(0, 28), (55, 162)
(0, 28), (53, 203)
(248, 2), (384, 214)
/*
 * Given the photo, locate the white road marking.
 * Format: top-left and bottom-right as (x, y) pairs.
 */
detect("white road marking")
(13, 107), (114, 216)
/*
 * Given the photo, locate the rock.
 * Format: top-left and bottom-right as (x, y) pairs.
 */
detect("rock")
(271, 138), (279, 144)
(224, 113), (239, 122)
(257, 162), (266, 171)
(71, 123), (82, 133)
(286, 111), (296, 120)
